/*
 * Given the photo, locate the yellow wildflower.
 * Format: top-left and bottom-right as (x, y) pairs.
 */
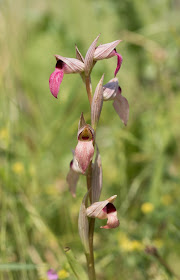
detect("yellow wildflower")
(141, 202), (154, 214)
(58, 269), (69, 279)
(118, 233), (143, 252)
(12, 162), (24, 174)
(0, 128), (9, 142)
(161, 194), (172, 206)
(130, 240), (144, 251)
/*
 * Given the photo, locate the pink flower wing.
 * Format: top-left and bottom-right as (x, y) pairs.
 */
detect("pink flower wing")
(49, 68), (64, 98)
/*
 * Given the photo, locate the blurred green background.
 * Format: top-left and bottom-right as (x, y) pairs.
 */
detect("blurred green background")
(0, 0), (180, 279)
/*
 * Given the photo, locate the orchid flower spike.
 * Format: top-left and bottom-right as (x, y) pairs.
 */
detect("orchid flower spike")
(103, 77), (129, 126)
(49, 55), (84, 98)
(47, 269), (58, 280)
(86, 195), (120, 229)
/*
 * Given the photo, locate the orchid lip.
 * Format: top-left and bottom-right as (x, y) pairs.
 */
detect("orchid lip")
(49, 68), (64, 98)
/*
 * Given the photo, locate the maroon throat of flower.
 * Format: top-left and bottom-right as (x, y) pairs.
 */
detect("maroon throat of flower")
(78, 126), (93, 141)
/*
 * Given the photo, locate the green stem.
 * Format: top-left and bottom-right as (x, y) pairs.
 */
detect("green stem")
(85, 218), (96, 280)
(85, 76), (93, 107)
(85, 74), (96, 279)
(86, 163), (96, 280)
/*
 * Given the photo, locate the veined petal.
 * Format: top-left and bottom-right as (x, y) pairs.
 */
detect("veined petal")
(103, 77), (119, 101)
(49, 68), (64, 98)
(78, 112), (87, 131)
(91, 74), (104, 128)
(55, 55), (84, 73)
(75, 141), (94, 174)
(113, 89), (129, 126)
(94, 40), (121, 60)
(75, 45), (85, 63)
(84, 34), (100, 75)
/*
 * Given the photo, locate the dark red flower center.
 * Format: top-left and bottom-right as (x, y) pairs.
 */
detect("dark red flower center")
(56, 60), (64, 69)
(103, 203), (116, 214)
(78, 126), (93, 141)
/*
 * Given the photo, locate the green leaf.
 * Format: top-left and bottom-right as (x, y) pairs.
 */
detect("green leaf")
(64, 247), (88, 280)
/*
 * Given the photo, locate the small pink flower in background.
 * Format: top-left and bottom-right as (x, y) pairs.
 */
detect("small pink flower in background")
(86, 195), (120, 229)
(47, 269), (58, 280)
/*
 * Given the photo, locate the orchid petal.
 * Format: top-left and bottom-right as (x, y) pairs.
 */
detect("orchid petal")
(54, 55), (84, 73)
(113, 89), (129, 126)
(94, 40), (121, 60)
(84, 34), (100, 75)
(74, 141), (94, 174)
(75, 45), (85, 63)
(78, 112), (86, 131)
(75, 46), (86, 82)
(114, 50), (123, 77)
(101, 207), (120, 229)
(66, 163), (80, 197)
(103, 77), (119, 100)
(49, 68), (64, 98)
(91, 74), (104, 129)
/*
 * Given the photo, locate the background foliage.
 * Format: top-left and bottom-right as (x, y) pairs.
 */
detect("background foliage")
(0, 0), (180, 279)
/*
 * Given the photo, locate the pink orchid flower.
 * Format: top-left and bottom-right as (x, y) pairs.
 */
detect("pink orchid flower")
(86, 195), (120, 229)
(49, 55), (84, 98)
